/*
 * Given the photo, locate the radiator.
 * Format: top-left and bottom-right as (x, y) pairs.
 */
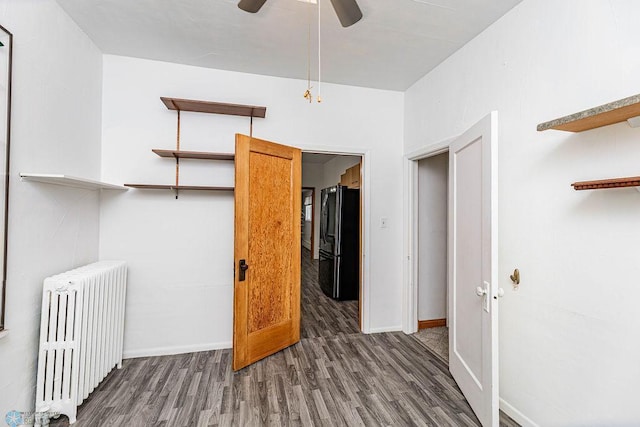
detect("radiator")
(35, 261), (127, 424)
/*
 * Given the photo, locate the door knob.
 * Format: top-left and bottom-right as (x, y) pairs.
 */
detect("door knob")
(476, 286), (487, 297)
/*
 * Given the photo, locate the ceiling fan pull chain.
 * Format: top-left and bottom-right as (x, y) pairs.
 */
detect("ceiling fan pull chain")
(317, 0), (322, 103)
(303, 0), (313, 103)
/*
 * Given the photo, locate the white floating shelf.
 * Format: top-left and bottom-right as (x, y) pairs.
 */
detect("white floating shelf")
(20, 173), (128, 191)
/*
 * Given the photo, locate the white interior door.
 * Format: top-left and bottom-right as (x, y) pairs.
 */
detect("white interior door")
(448, 111), (499, 427)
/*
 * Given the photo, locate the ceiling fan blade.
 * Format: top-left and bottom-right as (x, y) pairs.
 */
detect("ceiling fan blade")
(238, 0), (268, 13)
(329, 0), (363, 27)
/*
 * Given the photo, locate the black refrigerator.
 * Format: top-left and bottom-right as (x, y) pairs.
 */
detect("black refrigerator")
(319, 185), (360, 300)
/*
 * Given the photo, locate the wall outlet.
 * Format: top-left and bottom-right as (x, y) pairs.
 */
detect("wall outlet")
(380, 217), (388, 228)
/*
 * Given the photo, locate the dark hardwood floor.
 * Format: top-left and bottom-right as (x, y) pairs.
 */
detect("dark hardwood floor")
(50, 247), (519, 426)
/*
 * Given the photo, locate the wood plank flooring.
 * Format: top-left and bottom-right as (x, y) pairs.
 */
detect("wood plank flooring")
(301, 248), (359, 339)
(50, 248), (519, 426)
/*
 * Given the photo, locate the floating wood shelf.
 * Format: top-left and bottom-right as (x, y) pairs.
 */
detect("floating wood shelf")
(571, 176), (640, 191)
(151, 149), (234, 161)
(160, 97), (266, 118)
(124, 184), (234, 191)
(20, 173), (128, 191)
(538, 93), (640, 132)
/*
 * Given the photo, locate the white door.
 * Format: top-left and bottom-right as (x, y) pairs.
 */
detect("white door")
(448, 111), (500, 427)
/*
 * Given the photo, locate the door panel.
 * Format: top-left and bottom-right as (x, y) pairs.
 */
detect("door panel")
(233, 134), (301, 371)
(448, 112), (498, 426)
(454, 139), (484, 382)
(248, 151), (293, 332)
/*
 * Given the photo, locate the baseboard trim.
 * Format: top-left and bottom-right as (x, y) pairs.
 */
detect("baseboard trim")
(123, 341), (232, 359)
(418, 318), (446, 329)
(368, 325), (402, 334)
(500, 398), (539, 427)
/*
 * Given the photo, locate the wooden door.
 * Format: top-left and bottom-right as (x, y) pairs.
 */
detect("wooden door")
(448, 112), (500, 426)
(233, 134), (302, 371)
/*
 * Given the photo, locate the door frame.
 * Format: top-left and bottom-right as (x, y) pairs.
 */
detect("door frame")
(301, 145), (371, 333)
(402, 136), (458, 334)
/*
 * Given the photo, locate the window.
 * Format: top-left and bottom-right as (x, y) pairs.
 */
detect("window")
(303, 195), (313, 221)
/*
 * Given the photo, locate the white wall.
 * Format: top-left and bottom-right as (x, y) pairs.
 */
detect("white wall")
(405, 0), (640, 425)
(417, 153), (447, 322)
(0, 0), (103, 417)
(100, 55), (404, 357)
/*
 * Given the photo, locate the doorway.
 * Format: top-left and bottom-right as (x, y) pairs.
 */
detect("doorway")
(413, 151), (449, 361)
(300, 152), (363, 337)
(403, 112), (500, 426)
(232, 136), (371, 370)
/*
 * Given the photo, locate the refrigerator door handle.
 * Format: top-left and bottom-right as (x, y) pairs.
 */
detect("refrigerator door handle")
(334, 254), (341, 298)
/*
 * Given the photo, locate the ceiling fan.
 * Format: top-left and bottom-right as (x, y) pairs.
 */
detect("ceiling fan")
(238, 0), (363, 28)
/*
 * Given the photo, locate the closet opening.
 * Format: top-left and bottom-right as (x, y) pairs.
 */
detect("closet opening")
(413, 151), (449, 362)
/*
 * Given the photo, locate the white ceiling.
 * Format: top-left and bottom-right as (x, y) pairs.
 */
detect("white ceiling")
(55, 0), (522, 91)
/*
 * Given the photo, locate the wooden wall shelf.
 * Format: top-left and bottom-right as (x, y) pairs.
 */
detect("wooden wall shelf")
(160, 97), (266, 118)
(20, 173), (128, 191)
(152, 149), (234, 161)
(130, 96), (261, 198)
(124, 184), (234, 191)
(538, 93), (640, 132)
(572, 176), (640, 191)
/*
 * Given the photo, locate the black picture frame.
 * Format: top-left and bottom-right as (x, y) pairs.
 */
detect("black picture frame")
(0, 24), (13, 332)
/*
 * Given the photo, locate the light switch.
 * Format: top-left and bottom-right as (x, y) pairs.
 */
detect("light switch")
(380, 217), (388, 228)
